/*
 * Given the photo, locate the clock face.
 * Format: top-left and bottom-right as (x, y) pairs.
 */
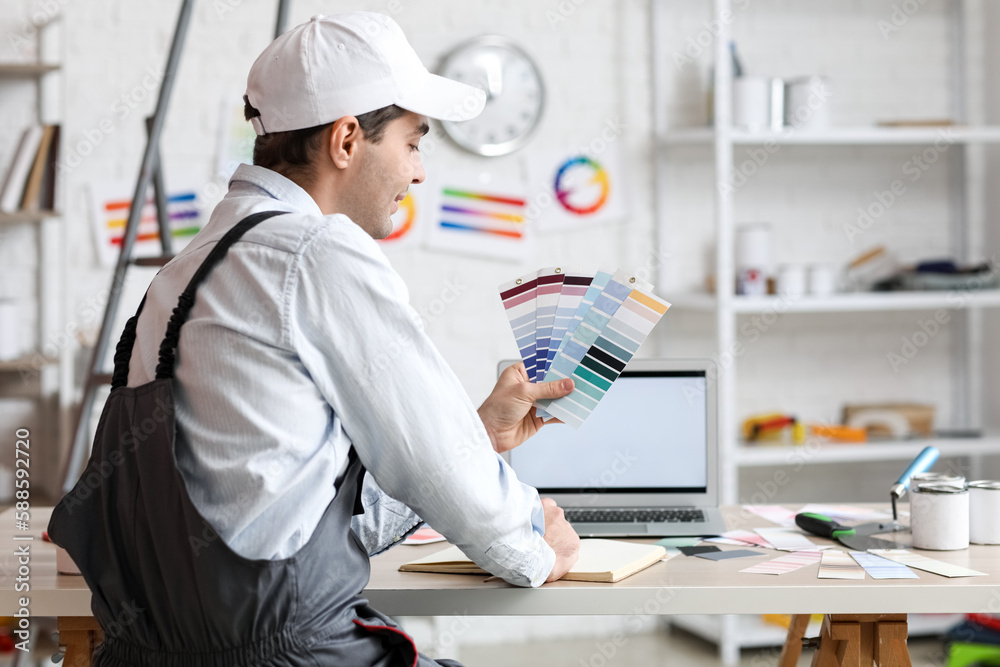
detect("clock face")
(438, 36), (545, 157)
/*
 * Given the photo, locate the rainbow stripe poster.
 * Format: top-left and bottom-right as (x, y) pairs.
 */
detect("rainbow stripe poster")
(89, 181), (203, 267)
(500, 267), (670, 428)
(423, 172), (530, 261)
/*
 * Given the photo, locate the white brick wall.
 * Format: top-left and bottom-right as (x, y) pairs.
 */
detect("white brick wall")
(1, 0), (999, 651)
(0, 0), (996, 497)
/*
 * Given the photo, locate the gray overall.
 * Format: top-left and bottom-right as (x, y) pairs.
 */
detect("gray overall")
(48, 211), (464, 666)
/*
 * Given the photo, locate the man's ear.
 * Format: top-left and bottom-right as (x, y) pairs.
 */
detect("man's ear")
(329, 116), (363, 169)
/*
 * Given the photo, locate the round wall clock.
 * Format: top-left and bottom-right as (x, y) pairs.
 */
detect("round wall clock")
(437, 35), (545, 157)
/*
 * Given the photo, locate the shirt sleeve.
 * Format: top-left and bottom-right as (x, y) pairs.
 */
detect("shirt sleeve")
(350, 472), (423, 557)
(288, 217), (556, 587)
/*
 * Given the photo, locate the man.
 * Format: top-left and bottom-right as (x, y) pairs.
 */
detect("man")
(49, 11), (579, 666)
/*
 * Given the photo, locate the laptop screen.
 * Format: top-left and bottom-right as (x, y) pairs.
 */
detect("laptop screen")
(508, 370), (709, 494)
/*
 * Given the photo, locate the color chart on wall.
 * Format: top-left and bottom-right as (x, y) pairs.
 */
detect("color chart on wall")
(88, 181), (204, 267)
(423, 172), (529, 262)
(525, 144), (627, 232)
(500, 267), (670, 429)
(379, 181), (432, 247)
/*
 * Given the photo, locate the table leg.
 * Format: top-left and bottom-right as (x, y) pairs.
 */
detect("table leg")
(57, 617), (102, 667)
(786, 614), (911, 667)
(779, 614), (812, 667)
(874, 620), (912, 667)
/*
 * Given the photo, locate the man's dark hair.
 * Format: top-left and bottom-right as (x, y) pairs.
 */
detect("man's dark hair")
(243, 97), (408, 184)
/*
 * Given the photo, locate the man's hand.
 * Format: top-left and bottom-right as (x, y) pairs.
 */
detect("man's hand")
(477, 363), (574, 454)
(541, 498), (580, 583)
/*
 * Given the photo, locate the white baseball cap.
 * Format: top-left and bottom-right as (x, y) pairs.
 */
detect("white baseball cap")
(245, 12), (486, 135)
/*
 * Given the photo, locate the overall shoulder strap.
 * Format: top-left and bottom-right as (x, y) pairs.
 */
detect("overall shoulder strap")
(109, 295), (148, 389)
(155, 210), (287, 380)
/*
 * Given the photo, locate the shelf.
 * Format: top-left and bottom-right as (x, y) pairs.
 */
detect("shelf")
(0, 210), (59, 225)
(0, 354), (58, 374)
(662, 125), (1000, 146)
(668, 290), (1000, 314)
(736, 435), (1000, 467)
(0, 63), (59, 77)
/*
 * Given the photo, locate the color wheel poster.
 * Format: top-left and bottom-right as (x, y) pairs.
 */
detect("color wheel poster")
(377, 180), (428, 248)
(421, 169), (531, 262)
(526, 144), (627, 231)
(88, 180), (204, 267)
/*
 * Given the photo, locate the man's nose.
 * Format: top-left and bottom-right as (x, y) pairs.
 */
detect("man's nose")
(411, 156), (426, 185)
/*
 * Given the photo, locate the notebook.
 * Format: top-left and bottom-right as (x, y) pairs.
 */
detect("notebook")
(399, 539), (668, 583)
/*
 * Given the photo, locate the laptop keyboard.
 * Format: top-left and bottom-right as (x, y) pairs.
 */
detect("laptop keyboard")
(564, 508), (705, 524)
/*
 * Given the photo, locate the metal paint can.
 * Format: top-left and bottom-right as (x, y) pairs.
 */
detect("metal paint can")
(911, 483), (969, 551)
(968, 480), (1000, 545)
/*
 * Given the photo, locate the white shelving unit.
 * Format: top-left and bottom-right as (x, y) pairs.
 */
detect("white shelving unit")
(0, 16), (67, 500)
(651, 0), (992, 663)
(662, 125), (1000, 145)
(652, 0), (998, 502)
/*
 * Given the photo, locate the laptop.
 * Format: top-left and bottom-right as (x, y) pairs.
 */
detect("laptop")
(499, 358), (727, 537)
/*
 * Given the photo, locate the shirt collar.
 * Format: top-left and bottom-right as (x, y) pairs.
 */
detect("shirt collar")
(228, 163), (323, 217)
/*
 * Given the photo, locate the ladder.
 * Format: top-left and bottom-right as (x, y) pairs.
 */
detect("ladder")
(60, 0), (292, 492)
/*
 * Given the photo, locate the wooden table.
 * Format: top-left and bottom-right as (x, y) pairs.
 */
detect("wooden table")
(6, 506), (999, 666)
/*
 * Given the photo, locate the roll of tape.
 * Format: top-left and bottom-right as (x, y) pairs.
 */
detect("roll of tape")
(969, 480), (1000, 545)
(911, 483), (969, 550)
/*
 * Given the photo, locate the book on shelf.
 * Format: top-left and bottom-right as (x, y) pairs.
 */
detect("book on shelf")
(399, 539), (668, 584)
(0, 124), (42, 213)
(0, 123), (60, 214)
(38, 125), (60, 212)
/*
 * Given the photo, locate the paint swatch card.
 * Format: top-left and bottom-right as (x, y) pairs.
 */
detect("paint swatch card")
(705, 530), (776, 550)
(818, 549), (866, 580)
(753, 528), (818, 552)
(868, 549), (987, 578)
(537, 271), (670, 428)
(502, 267), (669, 428)
(849, 552), (919, 579)
(540, 271), (593, 381)
(744, 505), (798, 528)
(533, 268), (566, 381)
(740, 550), (823, 575)
(677, 546), (720, 557)
(536, 269), (612, 418)
(499, 272), (539, 379)
(696, 549), (763, 562)
(656, 537), (703, 548)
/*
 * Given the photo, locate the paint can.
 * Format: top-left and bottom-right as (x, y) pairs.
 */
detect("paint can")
(968, 480), (1000, 545)
(807, 264), (837, 296)
(910, 483), (969, 551)
(736, 223), (771, 296)
(911, 472), (966, 489)
(776, 264), (806, 298)
(784, 76), (831, 129)
(733, 76), (778, 131)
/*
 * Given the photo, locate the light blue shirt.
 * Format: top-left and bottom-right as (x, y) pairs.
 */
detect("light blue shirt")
(127, 164), (555, 588)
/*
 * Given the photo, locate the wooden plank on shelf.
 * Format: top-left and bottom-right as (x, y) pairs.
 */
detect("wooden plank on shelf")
(668, 290), (1000, 313)
(661, 126), (1000, 145)
(736, 435), (1000, 466)
(0, 210), (58, 225)
(0, 354), (58, 373)
(0, 63), (59, 76)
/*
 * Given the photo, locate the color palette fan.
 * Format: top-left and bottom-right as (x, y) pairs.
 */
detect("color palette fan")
(499, 267), (670, 428)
